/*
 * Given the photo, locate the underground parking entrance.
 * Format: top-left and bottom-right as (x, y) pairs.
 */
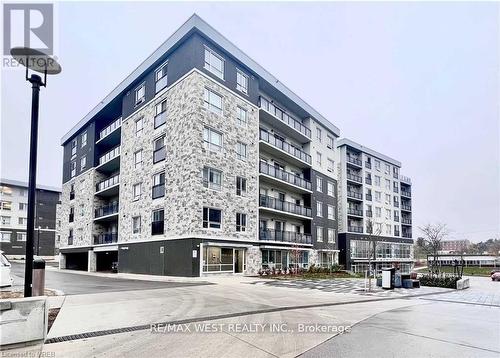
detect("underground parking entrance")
(62, 250), (88, 271)
(95, 250), (118, 272)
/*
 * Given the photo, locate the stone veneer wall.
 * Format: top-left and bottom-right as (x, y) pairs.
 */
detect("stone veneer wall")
(119, 70), (259, 244)
(245, 245), (262, 275)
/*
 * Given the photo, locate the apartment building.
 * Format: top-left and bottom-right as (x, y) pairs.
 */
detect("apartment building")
(0, 178), (61, 258)
(336, 139), (414, 273)
(58, 15), (341, 276)
(439, 239), (471, 254)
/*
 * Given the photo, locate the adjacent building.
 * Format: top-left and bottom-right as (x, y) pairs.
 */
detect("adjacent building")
(336, 139), (414, 273)
(57, 14), (412, 276)
(439, 239), (470, 254)
(0, 178), (61, 258)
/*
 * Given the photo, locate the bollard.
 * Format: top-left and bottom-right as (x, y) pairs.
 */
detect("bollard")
(32, 258), (45, 296)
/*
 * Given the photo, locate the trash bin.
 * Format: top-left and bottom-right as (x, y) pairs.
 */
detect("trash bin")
(382, 268), (395, 289)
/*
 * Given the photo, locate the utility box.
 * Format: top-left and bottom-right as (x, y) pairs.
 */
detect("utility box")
(382, 268), (395, 289)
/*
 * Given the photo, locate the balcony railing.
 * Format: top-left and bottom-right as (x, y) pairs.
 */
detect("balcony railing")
(96, 173), (119, 192)
(347, 173), (362, 183)
(259, 229), (312, 245)
(152, 184), (165, 199)
(402, 232), (412, 238)
(347, 156), (362, 166)
(259, 162), (311, 191)
(366, 210), (373, 217)
(259, 97), (311, 138)
(400, 175), (412, 185)
(347, 191), (363, 200)
(365, 194), (372, 201)
(259, 195), (312, 217)
(402, 218), (412, 225)
(99, 117), (122, 140)
(395, 230), (400, 237)
(347, 208), (363, 216)
(365, 178), (372, 185)
(348, 226), (363, 233)
(152, 221), (164, 235)
(99, 146), (120, 166)
(401, 190), (412, 198)
(94, 232), (118, 245)
(259, 129), (311, 164)
(153, 146), (166, 163)
(365, 161), (372, 169)
(95, 202), (119, 218)
(401, 204), (412, 211)
(154, 111), (167, 128)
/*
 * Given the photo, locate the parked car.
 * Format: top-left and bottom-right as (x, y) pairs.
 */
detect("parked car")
(0, 251), (13, 287)
(491, 272), (500, 282)
(490, 269), (500, 276)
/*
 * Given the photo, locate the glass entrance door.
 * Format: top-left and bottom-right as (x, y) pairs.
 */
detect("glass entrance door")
(234, 249), (244, 273)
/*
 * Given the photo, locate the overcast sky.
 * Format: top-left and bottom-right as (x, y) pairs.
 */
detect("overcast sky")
(1, 2), (498, 242)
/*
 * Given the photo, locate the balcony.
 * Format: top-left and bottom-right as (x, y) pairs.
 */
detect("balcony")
(94, 232), (118, 245)
(347, 190), (363, 201)
(402, 218), (412, 225)
(259, 129), (311, 166)
(259, 161), (312, 192)
(366, 210), (373, 217)
(400, 175), (412, 185)
(94, 202), (119, 221)
(97, 146), (120, 173)
(348, 226), (363, 233)
(259, 97), (311, 143)
(365, 177), (372, 185)
(402, 232), (412, 238)
(259, 229), (312, 245)
(97, 117), (122, 147)
(346, 156), (362, 167)
(259, 194), (312, 218)
(154, 112), (167, 129)
(347, 173), (363, 184)
(401, 190), (412, 198)
(347, 208), (363, 217)
(401, 204), (412, 211)
(95, 174), (119, 197)
(153, 146), (166, 163)
(152, 221), (164, 235)
(365, 194), (372, 201)
(152, 184), (165, 199)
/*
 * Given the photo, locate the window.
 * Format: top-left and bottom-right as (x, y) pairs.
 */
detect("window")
(385, 194), (391, 204)
(386, 224), (392, 235)
(19, 203), (27, 210)
(203, 127), (223, 152)
(375, 191), (381, 202)
(327, 204), (335, 220)
(203, 207), (222, 229)
(236, 106), (247, 126)
(316, 152), (322, 167)
(152, 209), (164, 235)
(134, 150), (143, 169)
(17, 232), (27, 241)
(202, 167), (222, 190)
(327, 158), (334, 172)
(375, 207), (382, 218)
(236, 213), (247, 232)
(81, 131), (87, 147)
(316, 127), (322, 142)
(1, 216), (10, 225)
(317, 201), (323, 217)
(327, 181), (335, 197)
(153, 135), (166, 163)
(0, 232), (11, 242)
(327, 135), (334, 149)
(152, 171), (165, 199)
(204, 47), (224, 79)
(316, 177), (323, 192)
(236, 176), (247, 196)
(154, 100), (167, 128)
(133, 183), (142, 201)
(18, 217), (27, 225)
(155, 61), (168, 93)
(316, 226), (323, 242)
(1, 201), (11, 211)
(385, 179), (391, 190)
(0, 186), (12, 195)
(327, 228), (335, 243)
(374, 176), (381, 186)
(80, 156), (87, 169)
(375, 160), (381, 171)
(385, 209), (391, 220)
(135, 83), (145, 105)
(236, 69), (248, 94)
(71, 139), (77, 157)
(236, 142), (247, 161)
(135, 117), (143, 136)
(132, 216), (141, 234)
(70, 161), (76, 178)
(385, 164), (390, 174)
(204, 88), (223, 115)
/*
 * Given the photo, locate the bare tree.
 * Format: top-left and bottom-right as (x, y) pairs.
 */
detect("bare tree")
(365, 218), (382, 291)
(418, 223), (449, 275)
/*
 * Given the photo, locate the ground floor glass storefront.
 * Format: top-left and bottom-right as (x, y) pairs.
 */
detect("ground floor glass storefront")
(351, 262), (413, 274)
(261, 249), (309, 269)
(318, 251), (338, 268)
(202, 246), (245, 273)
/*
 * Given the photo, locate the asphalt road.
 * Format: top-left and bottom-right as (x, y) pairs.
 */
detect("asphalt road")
(6, 262), (210, 295)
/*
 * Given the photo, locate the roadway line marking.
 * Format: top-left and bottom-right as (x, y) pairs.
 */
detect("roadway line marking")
(419, 297), (500, 308)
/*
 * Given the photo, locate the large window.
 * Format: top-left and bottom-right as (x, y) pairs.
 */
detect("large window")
(316, 226), (323, 242)
(132, 216), (141, 234)
(236, 176), (247, 196)
(134, 150), (143, 169)
(0, 232), (11, 242)
(204, 47), (224, 79)
(1, 216), (10, 225)
(135, 117), (143, 136)
(17, 232), (27, 241)
(132, 183), (142, 201)
(81, 131), (87, 147)
(316, 201), (323, 217)
(203, 246), (233, 272)
(327, 135), (334, 149)
(155, 61), (168, 93)
(327, 181), (335, 197)
(327, 205), (335, 220)
(203, 127), (222, 152)
(152, 172), (165, 199)
(203, 207), (222, 229)
(327, 158), (334, 172)
(80, 156), (87, 170)
(236, 142), (247, 161)
(154, 100), (167, 128)
(236, 69), (248, 94)
(153, 135), (166, 163)
(236, 213), (247, 232)
(316, 177), (323, 192)
(152, 209), (164, 235)
(202, 167), (222, 190)
(350, 240), (371, 259)
(135, 83), (145, 105)
(70, 161), (76, 178)
(327, 229), (335, 243)
(261, 249), (287, 269)
(236, 106), (247, 126)
(71, 139), (77, 157)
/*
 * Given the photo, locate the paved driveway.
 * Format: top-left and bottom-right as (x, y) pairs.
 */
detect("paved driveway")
(5, 262), (211, 295)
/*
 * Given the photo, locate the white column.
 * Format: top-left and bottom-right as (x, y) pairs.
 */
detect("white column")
(88, 250), (96, 272)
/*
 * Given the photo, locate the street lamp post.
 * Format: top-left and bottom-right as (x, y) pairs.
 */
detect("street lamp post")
(10, 47), (61, 297)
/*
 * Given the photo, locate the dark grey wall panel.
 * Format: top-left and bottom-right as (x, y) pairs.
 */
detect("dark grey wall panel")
(311, 171), (338, 250)
(62, 121), (95, 184)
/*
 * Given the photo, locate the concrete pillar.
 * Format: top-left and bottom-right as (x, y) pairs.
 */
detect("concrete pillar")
(59, 253), (66, 269)
(88, 250), (96, 272)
